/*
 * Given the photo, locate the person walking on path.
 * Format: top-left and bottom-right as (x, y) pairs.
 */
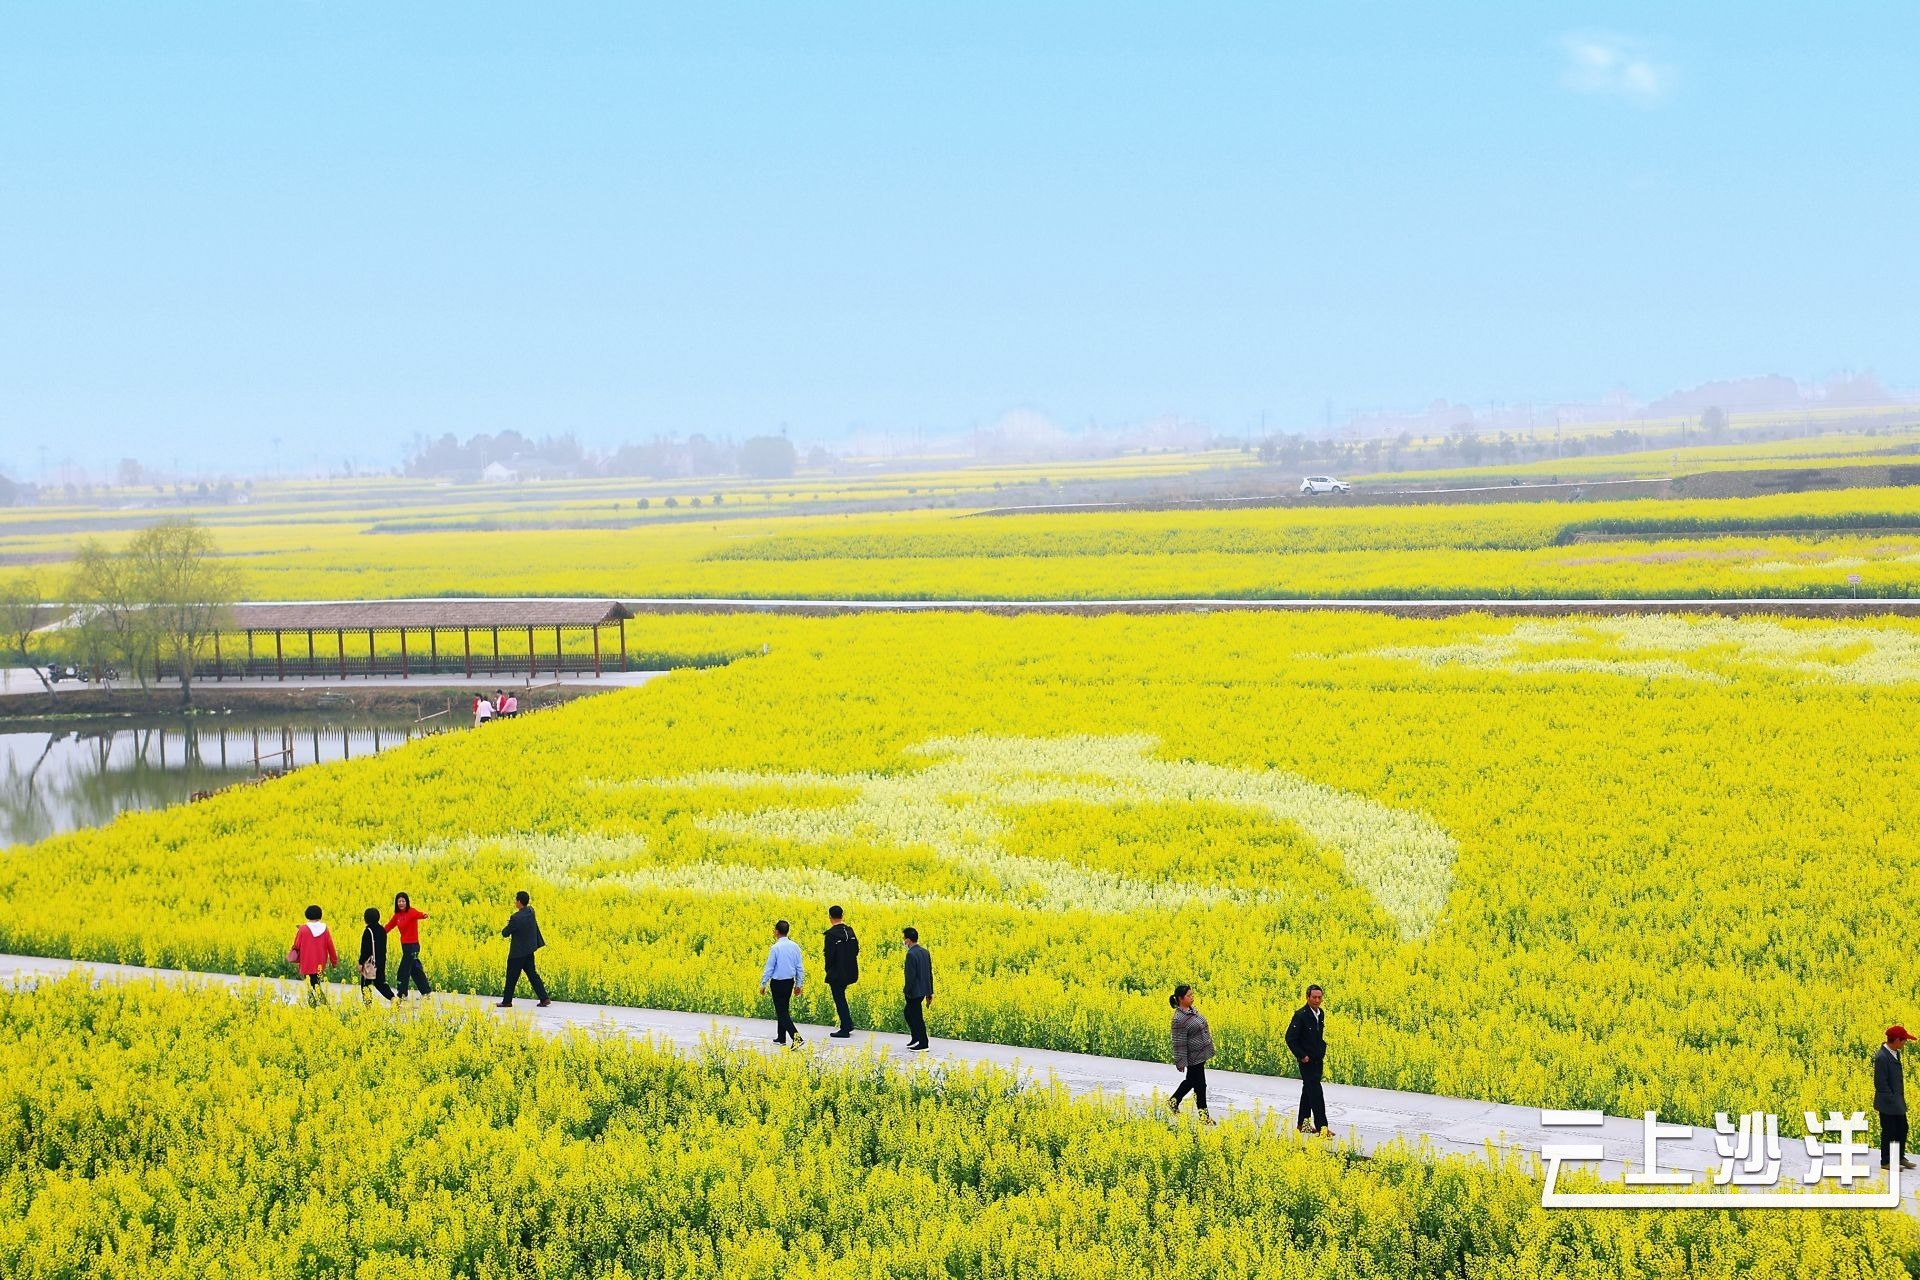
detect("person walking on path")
(1168, 983), (1217, 1125)
(288, 905), (338, 1003)
(901, 927), (933, 1051)
(1876, 1026), (1915, 1171)
(473, 694), (494, 727)
(357, 907), (395, 1001)
(823, 905), (860, 1038)
(384, 892), (433, 999)
(496, 891), (550, 1008)
(760, 919), (805, 1047)
(1286, 984), (1330, 1135)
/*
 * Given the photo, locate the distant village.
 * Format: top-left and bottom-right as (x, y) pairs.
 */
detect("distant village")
(3, 372), (1912, 507)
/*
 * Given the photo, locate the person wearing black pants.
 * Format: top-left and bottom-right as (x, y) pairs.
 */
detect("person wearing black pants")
(769, 977), (797, 1041)
(1286, 984), (1330, 1134)
(901, 927), (933, 1050)
(823, 905), (860, 1037)
(497, 891), (550, 1008)
(1168, 983), (1216, 1124)
(358, 907), (395, 1001)
(759, 919), (804, 1047)
(384, 893), (432, 999)
(1876, 1026), (1915, 1171)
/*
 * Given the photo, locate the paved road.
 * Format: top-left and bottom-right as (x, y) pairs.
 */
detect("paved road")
(32, 594), (1917, 621)
(176, 595), (1917, 618)
(2, 953), (1908, 1206)
(615, 596), (1920, 618)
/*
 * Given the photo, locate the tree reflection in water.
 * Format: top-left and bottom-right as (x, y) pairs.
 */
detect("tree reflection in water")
(0, 715), (430, 846)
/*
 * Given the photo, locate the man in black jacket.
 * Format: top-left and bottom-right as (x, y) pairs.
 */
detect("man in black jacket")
(1876, 1025), (1915, 1171)
(1286, 984), (1329, 1134)
(497, 890), (550, 1008)
(823, 905), (860, 1038)
(902, 926), (933, 1051)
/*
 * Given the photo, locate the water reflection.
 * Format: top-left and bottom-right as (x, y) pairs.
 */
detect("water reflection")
(0, 715), (441, 846)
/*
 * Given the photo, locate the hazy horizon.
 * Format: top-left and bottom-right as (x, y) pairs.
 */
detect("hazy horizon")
(3, 3), (1915, 477)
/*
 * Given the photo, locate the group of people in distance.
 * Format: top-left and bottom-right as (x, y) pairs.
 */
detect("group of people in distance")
(286, 891), (551, 1008)
(757, 907), (935, 1051)
(289, 893), (1335, 1129)
(472, 690), (519, 726)
(271, 882), (1920, 1162)
(757, 907), (1330, 1133)
(1169, 982), (1330, 1132)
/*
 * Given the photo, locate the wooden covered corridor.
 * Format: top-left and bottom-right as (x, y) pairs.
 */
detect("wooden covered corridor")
(190, 600), (636, 681)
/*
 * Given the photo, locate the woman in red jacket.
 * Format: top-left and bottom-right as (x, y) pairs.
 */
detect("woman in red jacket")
(289, 904), (339, 1002)
(384, 892), (433, 999)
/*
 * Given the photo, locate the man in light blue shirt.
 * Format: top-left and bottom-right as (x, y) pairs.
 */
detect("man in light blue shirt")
(759, 918), (805, 1047)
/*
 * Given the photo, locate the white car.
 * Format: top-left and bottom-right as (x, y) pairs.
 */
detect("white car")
(1300, 475), (1350, 495)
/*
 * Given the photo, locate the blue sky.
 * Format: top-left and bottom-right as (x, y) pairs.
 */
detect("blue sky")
(2, 3), (1915, 474)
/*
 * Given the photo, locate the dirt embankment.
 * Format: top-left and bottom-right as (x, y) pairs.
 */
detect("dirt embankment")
(974, 463), (1920, 516)
(0, 682), (607, 722)
(971, 477), (1669, 515)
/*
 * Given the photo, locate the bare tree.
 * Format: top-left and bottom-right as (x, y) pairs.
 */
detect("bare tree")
(0, 573), (57, 694)
(124, 519), (241, 706)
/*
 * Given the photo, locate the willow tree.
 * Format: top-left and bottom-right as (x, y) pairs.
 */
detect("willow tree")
(69, 519), (241, 704)
(126, 519), (240, 705)
(0, 573), (58, 695)
(68, 540), (154, 691)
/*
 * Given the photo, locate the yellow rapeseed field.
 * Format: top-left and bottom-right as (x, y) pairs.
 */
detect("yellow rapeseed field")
(14, 479), (1920, 602)
(6, 610), (1920, 1134)
(4, 975), (1911, 1278)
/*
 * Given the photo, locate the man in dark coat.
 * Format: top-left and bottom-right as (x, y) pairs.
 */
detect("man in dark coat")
(902, 926), (933, 1051)
(1286, 983), (1330, 1134)
(497, 890), (550, 1008)
(823, 904), (861, 1038)
(1876, 1025), (1915, 1170)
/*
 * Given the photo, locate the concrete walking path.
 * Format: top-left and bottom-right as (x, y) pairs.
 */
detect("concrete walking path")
(1, 952), (1909, 1207)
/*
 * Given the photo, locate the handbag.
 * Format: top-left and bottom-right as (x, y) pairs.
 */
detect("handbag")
(359, 927), (379, 980)
(286, 944), (301, 966)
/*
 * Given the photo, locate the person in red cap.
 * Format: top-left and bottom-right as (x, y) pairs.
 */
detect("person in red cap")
(1875, 1026), (1915, 1171)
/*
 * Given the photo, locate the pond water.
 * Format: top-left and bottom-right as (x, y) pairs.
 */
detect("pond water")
(0, 713), (446, 846)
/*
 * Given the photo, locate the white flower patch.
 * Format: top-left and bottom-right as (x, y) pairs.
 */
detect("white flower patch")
(321, 828), (1032, 911)
(1369, 632), (1712, 683)
(623, 735), (1457, 940)
(1366, 617), (1920, 686)
(322, 839), (444, 868)
(518, 832), (655, 885)
(313, 832), (655, 890)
